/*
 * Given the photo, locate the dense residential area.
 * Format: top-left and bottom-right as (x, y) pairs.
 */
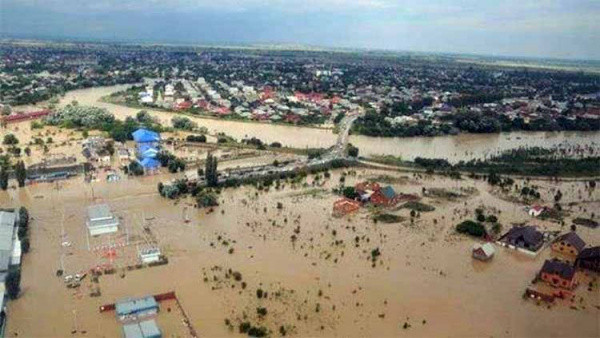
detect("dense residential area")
(2, 42), (599, 135)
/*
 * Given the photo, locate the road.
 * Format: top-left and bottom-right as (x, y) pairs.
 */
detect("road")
(201, 109), (365, 185)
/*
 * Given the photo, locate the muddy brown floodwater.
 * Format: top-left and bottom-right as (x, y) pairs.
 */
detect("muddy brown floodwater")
(50, 85), (600, 162)
(2, 168), (599, 337)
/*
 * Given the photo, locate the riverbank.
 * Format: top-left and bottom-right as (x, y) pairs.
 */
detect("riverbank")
(12, 85), (600, 163)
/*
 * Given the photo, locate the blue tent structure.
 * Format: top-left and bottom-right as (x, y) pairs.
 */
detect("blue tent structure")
(132, 129), (160, 144)
(139, 158), (160, 170)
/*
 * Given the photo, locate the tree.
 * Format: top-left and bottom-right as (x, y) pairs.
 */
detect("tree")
(0, 165), (8, 190)
(3, 134), (19, 145)
(128, 161), (144, 176)
(24, 147), (31, 156)
(1, 104), (12, 116)
(6, 269), (21, 299)
(205, 154), (219, 187)
(347, 144), (359, 157)
(342, 186), (357, 199)
(14, 160), (27, 187)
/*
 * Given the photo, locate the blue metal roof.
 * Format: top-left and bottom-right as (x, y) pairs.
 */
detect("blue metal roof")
(139, 319), (162, 338)
(139, 158), (161, 169)
(138, 144), (159, 159)
(381, 186), (396, 199)
(123, 323), (144, 338)
(132, 129), (160, 143)
(115, 296), (158, 316)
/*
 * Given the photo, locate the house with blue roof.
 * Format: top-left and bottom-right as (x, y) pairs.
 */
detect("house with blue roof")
(371, 185), (398, 206)
(139, 158), (161, 171)
(132, 129), (160, 144)
(131, 128), (162, 173)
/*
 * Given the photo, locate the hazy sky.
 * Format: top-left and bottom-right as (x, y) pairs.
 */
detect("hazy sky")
(1, 0), (599, 59)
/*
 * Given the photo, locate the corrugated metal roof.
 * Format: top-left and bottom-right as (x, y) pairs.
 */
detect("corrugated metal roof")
(123, 323), (144, 338)
(0, 211), (16, 271)
(139, 319), (161, 338)
(88, 204), (113, 222)
(116, 296), (158, 316)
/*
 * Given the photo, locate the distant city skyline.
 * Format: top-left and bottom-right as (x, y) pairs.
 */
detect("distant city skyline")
(1, 0), (599, 60)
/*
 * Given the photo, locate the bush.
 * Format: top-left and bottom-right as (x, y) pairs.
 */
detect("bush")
(486, 215), (498, 223)
(128, 161), (144, 176)
(196, 191), (219, 208)
(342, 186), (357, 199)
(372, 213), (403, 223)
(172, 116), (197, 130)
(3, 134), (19, 145)
(402, 201), (435, 212)
(456, 220), (486, 238)
(186, 134), (207, 143)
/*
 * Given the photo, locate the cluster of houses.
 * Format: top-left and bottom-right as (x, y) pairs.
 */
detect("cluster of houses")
(138, 78), (360, 124)
(536, 232), (598, 290)
(475, 222), (599, 301)
(332, 182), (419, 216)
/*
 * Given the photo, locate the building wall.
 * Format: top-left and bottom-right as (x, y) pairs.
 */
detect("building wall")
(89, 225), (118, 236)
(551, 242), (578, 256)
(541, 272), (574, 289)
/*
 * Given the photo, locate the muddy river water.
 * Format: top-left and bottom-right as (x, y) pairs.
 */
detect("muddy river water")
(55, 85), (600, 163)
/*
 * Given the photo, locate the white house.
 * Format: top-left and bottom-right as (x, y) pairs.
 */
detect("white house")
(528, 205), (545, 217)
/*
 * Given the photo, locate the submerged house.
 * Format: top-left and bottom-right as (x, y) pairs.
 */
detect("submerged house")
(539, 260), (577, 290)
(472, 243), (495, 261)
(503, 226), (544, 252)
(551, 232), (586, 257)
(575, 246), (600, 272)
(132, 129), (161, 174)
(332, 198), (361, 217)
(370, 186), (398, 206)
(132, 129), (160, 145)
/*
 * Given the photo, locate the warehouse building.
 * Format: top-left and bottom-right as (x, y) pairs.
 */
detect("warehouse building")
(116, 296), (159, 321)
(122, 319), (162, 338)
(0, 210), (21, 282)
(86, 204), (119, 236)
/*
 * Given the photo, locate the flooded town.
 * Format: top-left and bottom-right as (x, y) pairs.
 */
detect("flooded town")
(1, 15), (600, 338)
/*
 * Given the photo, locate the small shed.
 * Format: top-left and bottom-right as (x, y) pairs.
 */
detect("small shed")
(472, 243), (495, 261)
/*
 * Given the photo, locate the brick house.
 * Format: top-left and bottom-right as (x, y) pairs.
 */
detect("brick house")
(551, 232), (586, 257)
(332, 198), (361, 217)
(539, 260), (577, 290)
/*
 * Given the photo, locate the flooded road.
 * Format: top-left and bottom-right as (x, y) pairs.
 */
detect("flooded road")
(55, 85), (600, 162)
